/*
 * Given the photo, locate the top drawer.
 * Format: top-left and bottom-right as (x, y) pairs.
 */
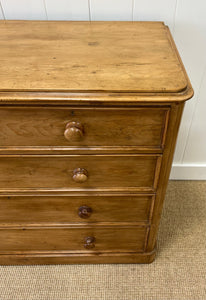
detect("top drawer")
(0, 107), (169, 151)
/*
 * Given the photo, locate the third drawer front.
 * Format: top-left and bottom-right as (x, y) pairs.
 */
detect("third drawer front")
(0, 155), (161, 191)
(0, 194), (154, 225)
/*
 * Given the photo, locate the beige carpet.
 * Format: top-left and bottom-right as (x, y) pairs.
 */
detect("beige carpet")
(0, 181), (205, 300)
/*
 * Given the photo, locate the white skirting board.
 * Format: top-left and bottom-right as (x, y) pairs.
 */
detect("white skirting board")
(170, 164), (206, 180)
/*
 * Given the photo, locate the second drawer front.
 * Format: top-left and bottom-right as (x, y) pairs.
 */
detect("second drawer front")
(0, 155), (161, 191)
(0, 227), (147, 253)
(0, 195), (154, 225)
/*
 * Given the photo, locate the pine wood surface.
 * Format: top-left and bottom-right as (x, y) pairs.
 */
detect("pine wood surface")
(0, 194), (154, 225)
(0, 154), (161, 191)
(0, 227), (147, 253)
(0, 21), (193, 264)
(0, 21), (187, 94)
(0, 107), (169, 150)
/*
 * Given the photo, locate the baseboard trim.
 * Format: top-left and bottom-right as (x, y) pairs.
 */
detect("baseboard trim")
(170, 164), (206, 180)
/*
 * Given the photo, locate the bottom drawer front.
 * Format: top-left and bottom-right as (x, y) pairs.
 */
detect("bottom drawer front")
(0, 195), (153, 224)
(0, 227), (147, 253)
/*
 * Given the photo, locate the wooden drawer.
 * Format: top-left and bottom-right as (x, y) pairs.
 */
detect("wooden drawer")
(0, 155), (161, 191)
(0, 194), (154, 225)
(0, 227), (148, 253)
(0, 107), (169, 150)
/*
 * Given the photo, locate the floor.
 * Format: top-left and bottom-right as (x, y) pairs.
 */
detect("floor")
(0, 181), (205, 300)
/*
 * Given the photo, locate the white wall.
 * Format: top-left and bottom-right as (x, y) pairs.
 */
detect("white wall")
(0, 0), (205, 179)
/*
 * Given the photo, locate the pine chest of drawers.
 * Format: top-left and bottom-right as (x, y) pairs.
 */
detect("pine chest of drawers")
(0, 21), (193, 264)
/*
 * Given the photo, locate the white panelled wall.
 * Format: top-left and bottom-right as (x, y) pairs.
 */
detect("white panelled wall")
(0, 0), (206, 179)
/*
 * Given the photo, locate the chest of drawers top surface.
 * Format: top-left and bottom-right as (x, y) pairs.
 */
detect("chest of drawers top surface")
(0, 20), (192, 103)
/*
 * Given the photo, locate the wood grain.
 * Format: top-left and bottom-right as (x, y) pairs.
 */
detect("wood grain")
(0, 21), (188, 93)
(0, 21), (193, 264)
(0, 226), (147, 253)
(0, 107), (169, 150)
(0, 249), (156, 265)
(0, 154), (161, 191)
(146, 103), (185, 252)
(0, 194), (154, 225)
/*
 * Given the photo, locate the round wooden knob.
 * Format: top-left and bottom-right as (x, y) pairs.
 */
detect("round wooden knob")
(64, 121), (84, 142)
(78, 206), (93, 219)
(84, 236), (95, 249)
(73, 168), (88, 183)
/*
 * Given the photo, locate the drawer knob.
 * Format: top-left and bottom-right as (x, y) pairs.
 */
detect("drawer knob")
(84, 236), (95, 249)
(64, 121), (84, 142)
(78, 206), (93, 218)
(73, 168), (88, 183)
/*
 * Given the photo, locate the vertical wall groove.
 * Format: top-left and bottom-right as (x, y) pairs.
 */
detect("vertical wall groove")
(88, 0), (91, 21)
(0, 1), (5, 19)
(173, 0), (178, 33)
(43, 0), (48, 20)
(132, 0), (134, 21)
